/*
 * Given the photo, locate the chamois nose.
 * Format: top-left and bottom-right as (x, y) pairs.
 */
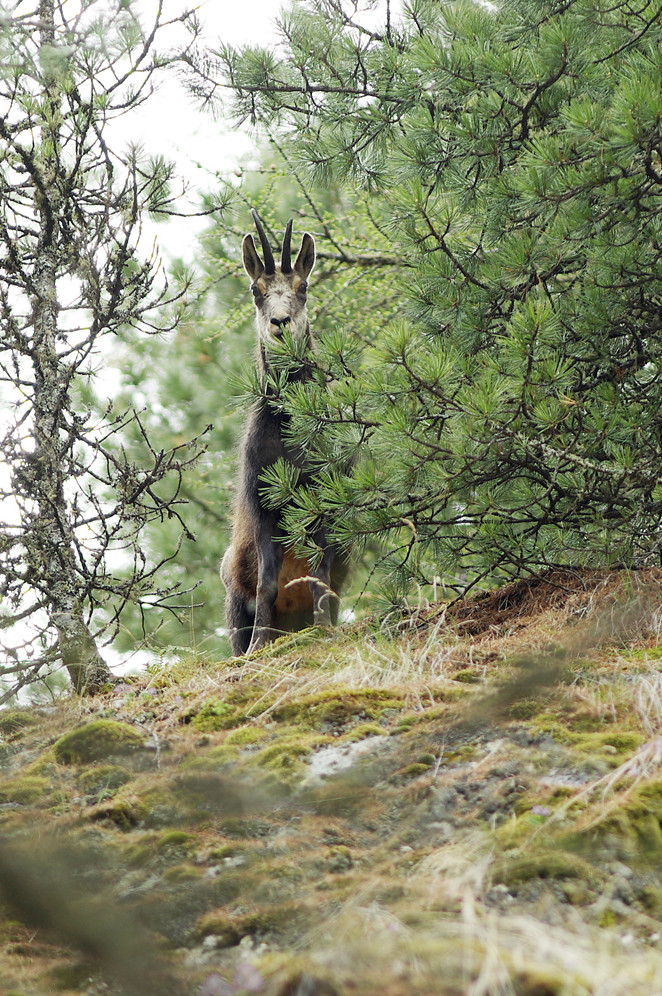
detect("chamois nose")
(270, 316), (291, 335)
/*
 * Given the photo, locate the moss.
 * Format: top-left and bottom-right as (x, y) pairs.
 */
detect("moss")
(638, 884), (662, 913)
(225, 727), (268, 746)
(392, 714), (419, 734)
(398, 763), (432, 779)
(0, 708), (40, 740)
(570, 729), (644, 759)
(492, 849), (598, 886)
(512, 966), (567, 996)
(444, 744), (478, 763)
(338, 723), (386, 743)
(53, 720), (145, 765)
(87, 793), (148, 830)
(137, 772), (247, 828)
(182, 745), (241, 769)
(598, 908), (618, 928)
(208, 844), (244, 860)
(581, 787), (662, 861)
(254, 737), (314, 775)
(157, 830), (195, 851)
(186, 699), (244, 732)
(271, 687), (403, 731)
(452, 668), (483, 684)
(76, 764), (132, 797)
(527, 714), (573, 742)
(561, 880), (592, 905)
(509, 700), (540, 720)
(597, 731), (643, 752)
(0, 775), (51, 805)
(163, 863), (203, 882)
(626, 646), (662, 661)
(44, 961), (94, 991)
(124, 841), (155, 867)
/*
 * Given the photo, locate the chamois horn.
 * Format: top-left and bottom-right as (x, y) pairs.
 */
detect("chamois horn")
(251, 209), (275, 274)
(281, 218), (293, 274)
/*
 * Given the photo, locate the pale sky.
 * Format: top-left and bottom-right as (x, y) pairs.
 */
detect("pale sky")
(133, 0), (396, 260)
(130, 0), (283, 260)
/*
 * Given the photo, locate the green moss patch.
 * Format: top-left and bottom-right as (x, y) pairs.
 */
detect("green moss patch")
(571, 730), (644, 759)
(43, 960), (95, 992)
(452, 668), (483, 684)
(184, 699), (244, 732)
(53, 720), (146, 765)
(253, 736), (317, 776)
(0, 708), (41, 740)
(163, 863), (203, 882)
(225, 727), (268, 746)
(136, 772), (249, 828)
(509, 700), (541, 721)
(340, 723), (387, 742)
(181, 744), (241, 769)
(76, 764), (132, 798)
(0, 775), (51, 805)
(492, 849), (599, 887)
(157, 830), (195, 852)
(271, 687), (403, 731)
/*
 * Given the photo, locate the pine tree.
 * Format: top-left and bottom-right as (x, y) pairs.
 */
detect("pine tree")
(195, 0), (662, 602)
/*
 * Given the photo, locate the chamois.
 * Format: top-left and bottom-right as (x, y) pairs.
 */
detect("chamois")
(221, 211), (346, 656)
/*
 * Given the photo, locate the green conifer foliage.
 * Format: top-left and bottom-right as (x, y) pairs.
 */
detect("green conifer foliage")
(112, 153), (401, 650)
(202, 0), (662, 600)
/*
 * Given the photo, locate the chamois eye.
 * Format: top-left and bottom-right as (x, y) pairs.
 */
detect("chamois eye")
(251, 284), (262, 298)
(298, 281), (307, 294)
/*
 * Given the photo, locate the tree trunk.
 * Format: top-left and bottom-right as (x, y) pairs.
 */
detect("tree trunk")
(23, 0), (112, 693)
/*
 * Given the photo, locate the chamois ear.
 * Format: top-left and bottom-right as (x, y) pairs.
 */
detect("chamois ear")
(293, 233), (315, 280)
(243, 234), (264, 282)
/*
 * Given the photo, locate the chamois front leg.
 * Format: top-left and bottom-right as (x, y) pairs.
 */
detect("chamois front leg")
(309, 542), (336, 628)
(247, 525), (283, 655)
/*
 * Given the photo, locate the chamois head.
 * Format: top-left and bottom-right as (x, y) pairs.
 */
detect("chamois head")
(243, 210), (316, 351)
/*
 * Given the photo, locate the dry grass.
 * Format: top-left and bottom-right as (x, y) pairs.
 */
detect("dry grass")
(5, 568), (662, 994)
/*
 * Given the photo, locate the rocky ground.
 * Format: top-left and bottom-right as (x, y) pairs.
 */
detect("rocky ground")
(4, 569), (662, 995)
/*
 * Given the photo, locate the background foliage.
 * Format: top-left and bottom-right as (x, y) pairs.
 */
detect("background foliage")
(181, 0), (662, 611)
(15, 0), (661, 669)
(113, 143), (402, 653)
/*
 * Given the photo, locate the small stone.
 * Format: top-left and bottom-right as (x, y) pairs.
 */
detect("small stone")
(200, 972), (233, 996)
(232, 962), (265, 992)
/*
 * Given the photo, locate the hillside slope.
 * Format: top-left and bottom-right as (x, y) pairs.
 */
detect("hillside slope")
(4, 570), (662, 995)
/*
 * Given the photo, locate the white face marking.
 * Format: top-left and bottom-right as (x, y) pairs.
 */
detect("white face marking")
(253, 270), (309, 347)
